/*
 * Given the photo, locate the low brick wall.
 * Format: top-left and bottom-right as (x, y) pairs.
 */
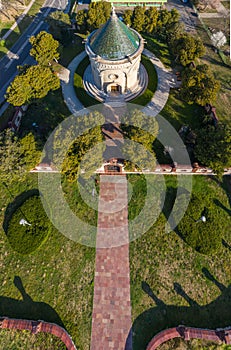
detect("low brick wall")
(0, 317), (77, 350)
(147, 325), (231, 349)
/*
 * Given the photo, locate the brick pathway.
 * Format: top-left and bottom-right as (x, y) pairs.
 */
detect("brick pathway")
(90, 175), (132, 350)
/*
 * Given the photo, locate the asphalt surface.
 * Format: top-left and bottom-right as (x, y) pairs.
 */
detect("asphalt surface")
(0, 0), (68, 106)
(166, 0), (198, 33)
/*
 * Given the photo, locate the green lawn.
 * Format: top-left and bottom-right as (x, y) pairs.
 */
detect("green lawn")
(143, 34), (173, 68)
(128, 174), (231, 350)
(160, 89), (204, 131)
(132, 55), (158, 106)
(73, 56), (100, 107)
(195, 21), (231, 124)
(0, 174), (95, 350)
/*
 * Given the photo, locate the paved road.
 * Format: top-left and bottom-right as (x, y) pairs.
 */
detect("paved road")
(166, 0), (198, 33)
(0, 0), (68, 106)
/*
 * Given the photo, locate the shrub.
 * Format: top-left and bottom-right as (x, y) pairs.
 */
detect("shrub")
(176, 193), (227, 255)
(6, 195), (51, 254)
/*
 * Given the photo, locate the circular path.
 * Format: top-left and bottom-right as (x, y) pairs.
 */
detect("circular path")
(61, 49), (174, 114)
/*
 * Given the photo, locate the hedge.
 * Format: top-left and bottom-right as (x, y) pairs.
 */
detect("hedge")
(176, 193), (227, 255)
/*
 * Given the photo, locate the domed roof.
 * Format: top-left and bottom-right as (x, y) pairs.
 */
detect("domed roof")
(89, 10), (140, 61)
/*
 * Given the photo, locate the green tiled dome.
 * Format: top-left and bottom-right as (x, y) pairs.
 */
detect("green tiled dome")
(89, 13), (140, 60)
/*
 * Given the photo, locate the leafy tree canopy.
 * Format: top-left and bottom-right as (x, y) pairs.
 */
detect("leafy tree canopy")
(0, 129), (41, 185)
(52, 112), (105, 181)
(46, 10), (71, 42)
(171, 34), (205, 66)
(86, 1), (111, 31)
(6, 65), (60, 106)
(180, 64), (220, 105)
(194, 123), (231, 175)
(29, 31), (60, 65)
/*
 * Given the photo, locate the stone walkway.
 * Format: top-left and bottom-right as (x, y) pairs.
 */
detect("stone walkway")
(61, 51), (87, 115)
(143, 49), (173, 117)
(91, 175), (132, 350)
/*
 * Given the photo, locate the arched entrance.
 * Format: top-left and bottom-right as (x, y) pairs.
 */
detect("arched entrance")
(106, 83), (122, 95)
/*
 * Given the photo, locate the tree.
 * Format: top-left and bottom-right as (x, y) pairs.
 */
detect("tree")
(144, 7), (158, 34)
(0, 129), (24, 185)
(76, 9), (87, 31)
(46, 10), (71, 42)
(86, 1), (111, 31)
(52, 112), (105, 182)
(123, 9), (133, 27)
(180, 64), (220, 105)
(171, 34), (205, 66)
(6, 65), (60, 106)
(121, 110), (158, 171)
(121, 109), (158, 151)
(20, 132), (42, 170)
(194, 123), (231, 175)
(132, 6), (146, 33)
(29, 31), (60, 66)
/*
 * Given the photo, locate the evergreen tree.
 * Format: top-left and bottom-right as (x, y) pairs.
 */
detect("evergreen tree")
(144, 7), (158, 34)
(86, 1), (111, 31)
(46, 10), (71, 42)
(123, 9), (133, 27)
(132, 6), (146, 33)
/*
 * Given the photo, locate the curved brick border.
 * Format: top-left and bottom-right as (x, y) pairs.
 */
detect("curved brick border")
(0, 317), (77, 350)
(146, 325), (231, 350)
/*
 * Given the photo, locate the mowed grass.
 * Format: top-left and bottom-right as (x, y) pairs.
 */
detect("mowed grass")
(195, 21), (231, 124)
(143, 34), (173, 68)
(73, 56), (100, 107)
(132, 55), (158, 106)
(0, 173), (95, 350)
(128, 174), (231, 350)
(0, 329), (66, 349)
(161, 89), (204, 131)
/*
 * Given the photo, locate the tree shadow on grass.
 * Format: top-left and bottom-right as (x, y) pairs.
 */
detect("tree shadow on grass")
(132, 269), (231, 350)
(3, 188), (39, 233)
(0, 276), (64, 327)
(210, 176), (231, 210)
(213, 198), (231, 217)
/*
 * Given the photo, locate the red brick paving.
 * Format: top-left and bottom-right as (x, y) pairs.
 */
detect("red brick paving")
(90, 175), (132, 350)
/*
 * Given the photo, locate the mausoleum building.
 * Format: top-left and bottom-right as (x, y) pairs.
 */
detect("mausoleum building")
(84, 9), (146, 101)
